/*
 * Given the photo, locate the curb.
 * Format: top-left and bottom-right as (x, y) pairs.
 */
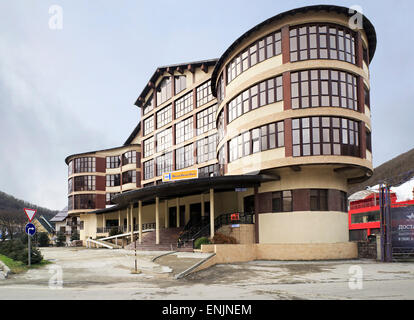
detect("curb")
(0, 261), (11, 279)
(174, 253), (216, 280)
(151, 251), (177, 262)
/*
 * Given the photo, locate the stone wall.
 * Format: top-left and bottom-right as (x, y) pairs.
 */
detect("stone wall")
(216, 224), (255, 244)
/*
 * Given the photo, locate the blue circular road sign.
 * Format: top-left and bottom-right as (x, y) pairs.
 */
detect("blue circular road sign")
(25, 223), (36, 236)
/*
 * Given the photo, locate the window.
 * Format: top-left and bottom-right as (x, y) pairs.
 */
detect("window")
(144, 116), (154, 135)
(218, 145), (225, 176)
(197, 104), (216, 135)
(217, 74), (224, 104)
(156, 152), (173, 176)
(196, 80), (213, 107)
(351, 211), (380, 224)
(217, 110), (225, 143)
(310, 189), (328, 211)
(106, 156), (120, 169)
(175, 116), (193, 144)
(68, 178), (73, 194)
(68, 161), (73, 176)
(228, 121), (284, 162)
(292, 116), (360, 157)
(156, 104), (172, 128)
(144, 159), (154, 180)
(174, 76), (186, 95)
(73, 157), (96, 173)
(175, 144), (194, 170)
(363, 45), (369, 65)
(364, 87), (370, 108)
(290, 24), (356, 64)
(156, 127), (172, 153)
(122, 151), (136, 165)
(106, 192), (120, 205)
(157, 77), (172, 106)
(73, 194), (96, 210)
(272, 191), (293, 212)
(74, 176), (96, 191)
(366, 129), (372, 152)
(291, 69), (358, 110)
(143, 136), (154, 158)
(226, 30), (282, 84)
(68, 196), (73, 211)
(106, 174), (120, 187)
(143, 95), (154, 115)
(175, 91), (193, 119)
(228, 75), (282, 123)
(198, 164), (219, 178)
(122, 170), (136, 184)
(196, 134), (217, 164)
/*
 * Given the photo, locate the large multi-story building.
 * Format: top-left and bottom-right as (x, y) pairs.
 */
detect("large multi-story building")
(65, 5), (377, 259)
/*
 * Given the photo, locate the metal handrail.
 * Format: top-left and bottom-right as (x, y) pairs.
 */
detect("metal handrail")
(178, 212), (254, 247)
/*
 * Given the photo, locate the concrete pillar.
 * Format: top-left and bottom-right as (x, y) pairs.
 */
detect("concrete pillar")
(130, 204), (134, 242)
(102, 215), (105, 232)
(210, 188), (215, 239)
(176, 197), (180, 228)
(155, 196), (160, 244)
(201, 193), (205, 217)
(164, 200), (168, 228)
(138, 201), (142, 244)
(126, 207), (129, 233)
(118, 211), (121, 231)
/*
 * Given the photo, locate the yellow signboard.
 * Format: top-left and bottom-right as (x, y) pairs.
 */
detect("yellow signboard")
(162, 169), (198, 182)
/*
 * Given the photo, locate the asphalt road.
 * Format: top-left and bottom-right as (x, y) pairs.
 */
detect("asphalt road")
(0, 247), (413, 300)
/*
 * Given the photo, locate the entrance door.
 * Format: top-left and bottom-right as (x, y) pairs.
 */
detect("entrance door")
(244, 195), (255, 213)
(169, 207), (177, 228)
(190, 203), (202, 225)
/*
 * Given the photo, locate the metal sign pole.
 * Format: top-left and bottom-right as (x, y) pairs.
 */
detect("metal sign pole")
(28, 235), (31, 267)
(379, 184), (385, 262)
(385, 185), (392, 262)
(134, 235), (137, 273)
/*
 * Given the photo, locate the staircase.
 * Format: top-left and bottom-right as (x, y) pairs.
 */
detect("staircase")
(125, 227), (193, 252)
(178, 212), (255, 247)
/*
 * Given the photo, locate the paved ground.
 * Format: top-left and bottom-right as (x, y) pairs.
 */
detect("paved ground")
(0, 247), (413, 299)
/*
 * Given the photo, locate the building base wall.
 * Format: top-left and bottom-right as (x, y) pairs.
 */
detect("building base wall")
(193, 242), (357, 274)
(259, 211), (349, 243)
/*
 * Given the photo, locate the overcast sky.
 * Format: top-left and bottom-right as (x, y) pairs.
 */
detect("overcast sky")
(0, 0), (413, 210)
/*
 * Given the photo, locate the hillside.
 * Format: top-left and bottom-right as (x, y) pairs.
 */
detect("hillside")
(0, 191), (58, 220)
(349, 148), (414, 194)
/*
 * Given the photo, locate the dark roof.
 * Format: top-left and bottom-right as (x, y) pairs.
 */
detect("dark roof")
(112, 174), (277, 206)
(65, 144), (140, 164)
(134, 59), (218, 108)
(124, 122), (141, 146)
(211, 4), (377, 95)
(50, 207), (68, 222)
(36, 215), (55, 234)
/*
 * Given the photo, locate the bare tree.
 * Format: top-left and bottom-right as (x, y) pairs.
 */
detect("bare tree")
(0, 210), (26, 240)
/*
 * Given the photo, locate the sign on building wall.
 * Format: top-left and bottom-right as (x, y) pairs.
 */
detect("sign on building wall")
(162, 169), (198, 182)
(391, 206), (414, 248)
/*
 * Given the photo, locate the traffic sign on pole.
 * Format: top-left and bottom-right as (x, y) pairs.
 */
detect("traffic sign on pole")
(24, 208), (37, 222)
(25, 223), (36, 236)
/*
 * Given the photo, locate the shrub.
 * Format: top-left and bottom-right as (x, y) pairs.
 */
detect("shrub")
(0, 238), (43, 265)
(37, 232), (50, 247)
(194, 237), (211, 249)
(56, 232), (66, 247)
(212, 232), (237, 244)
(70, 231), (80, 241)
(109, 228), (122, 237)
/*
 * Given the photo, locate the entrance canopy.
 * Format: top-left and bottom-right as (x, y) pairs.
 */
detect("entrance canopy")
(112, 174), (277, 206)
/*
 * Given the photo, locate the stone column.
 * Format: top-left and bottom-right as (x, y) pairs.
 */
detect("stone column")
(164, 200), (168, 228)
(138, 201), (142, 244)
(210, 188), (215, 239)
(130, 204), (134, 242)
(155, 196), (160, 244)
